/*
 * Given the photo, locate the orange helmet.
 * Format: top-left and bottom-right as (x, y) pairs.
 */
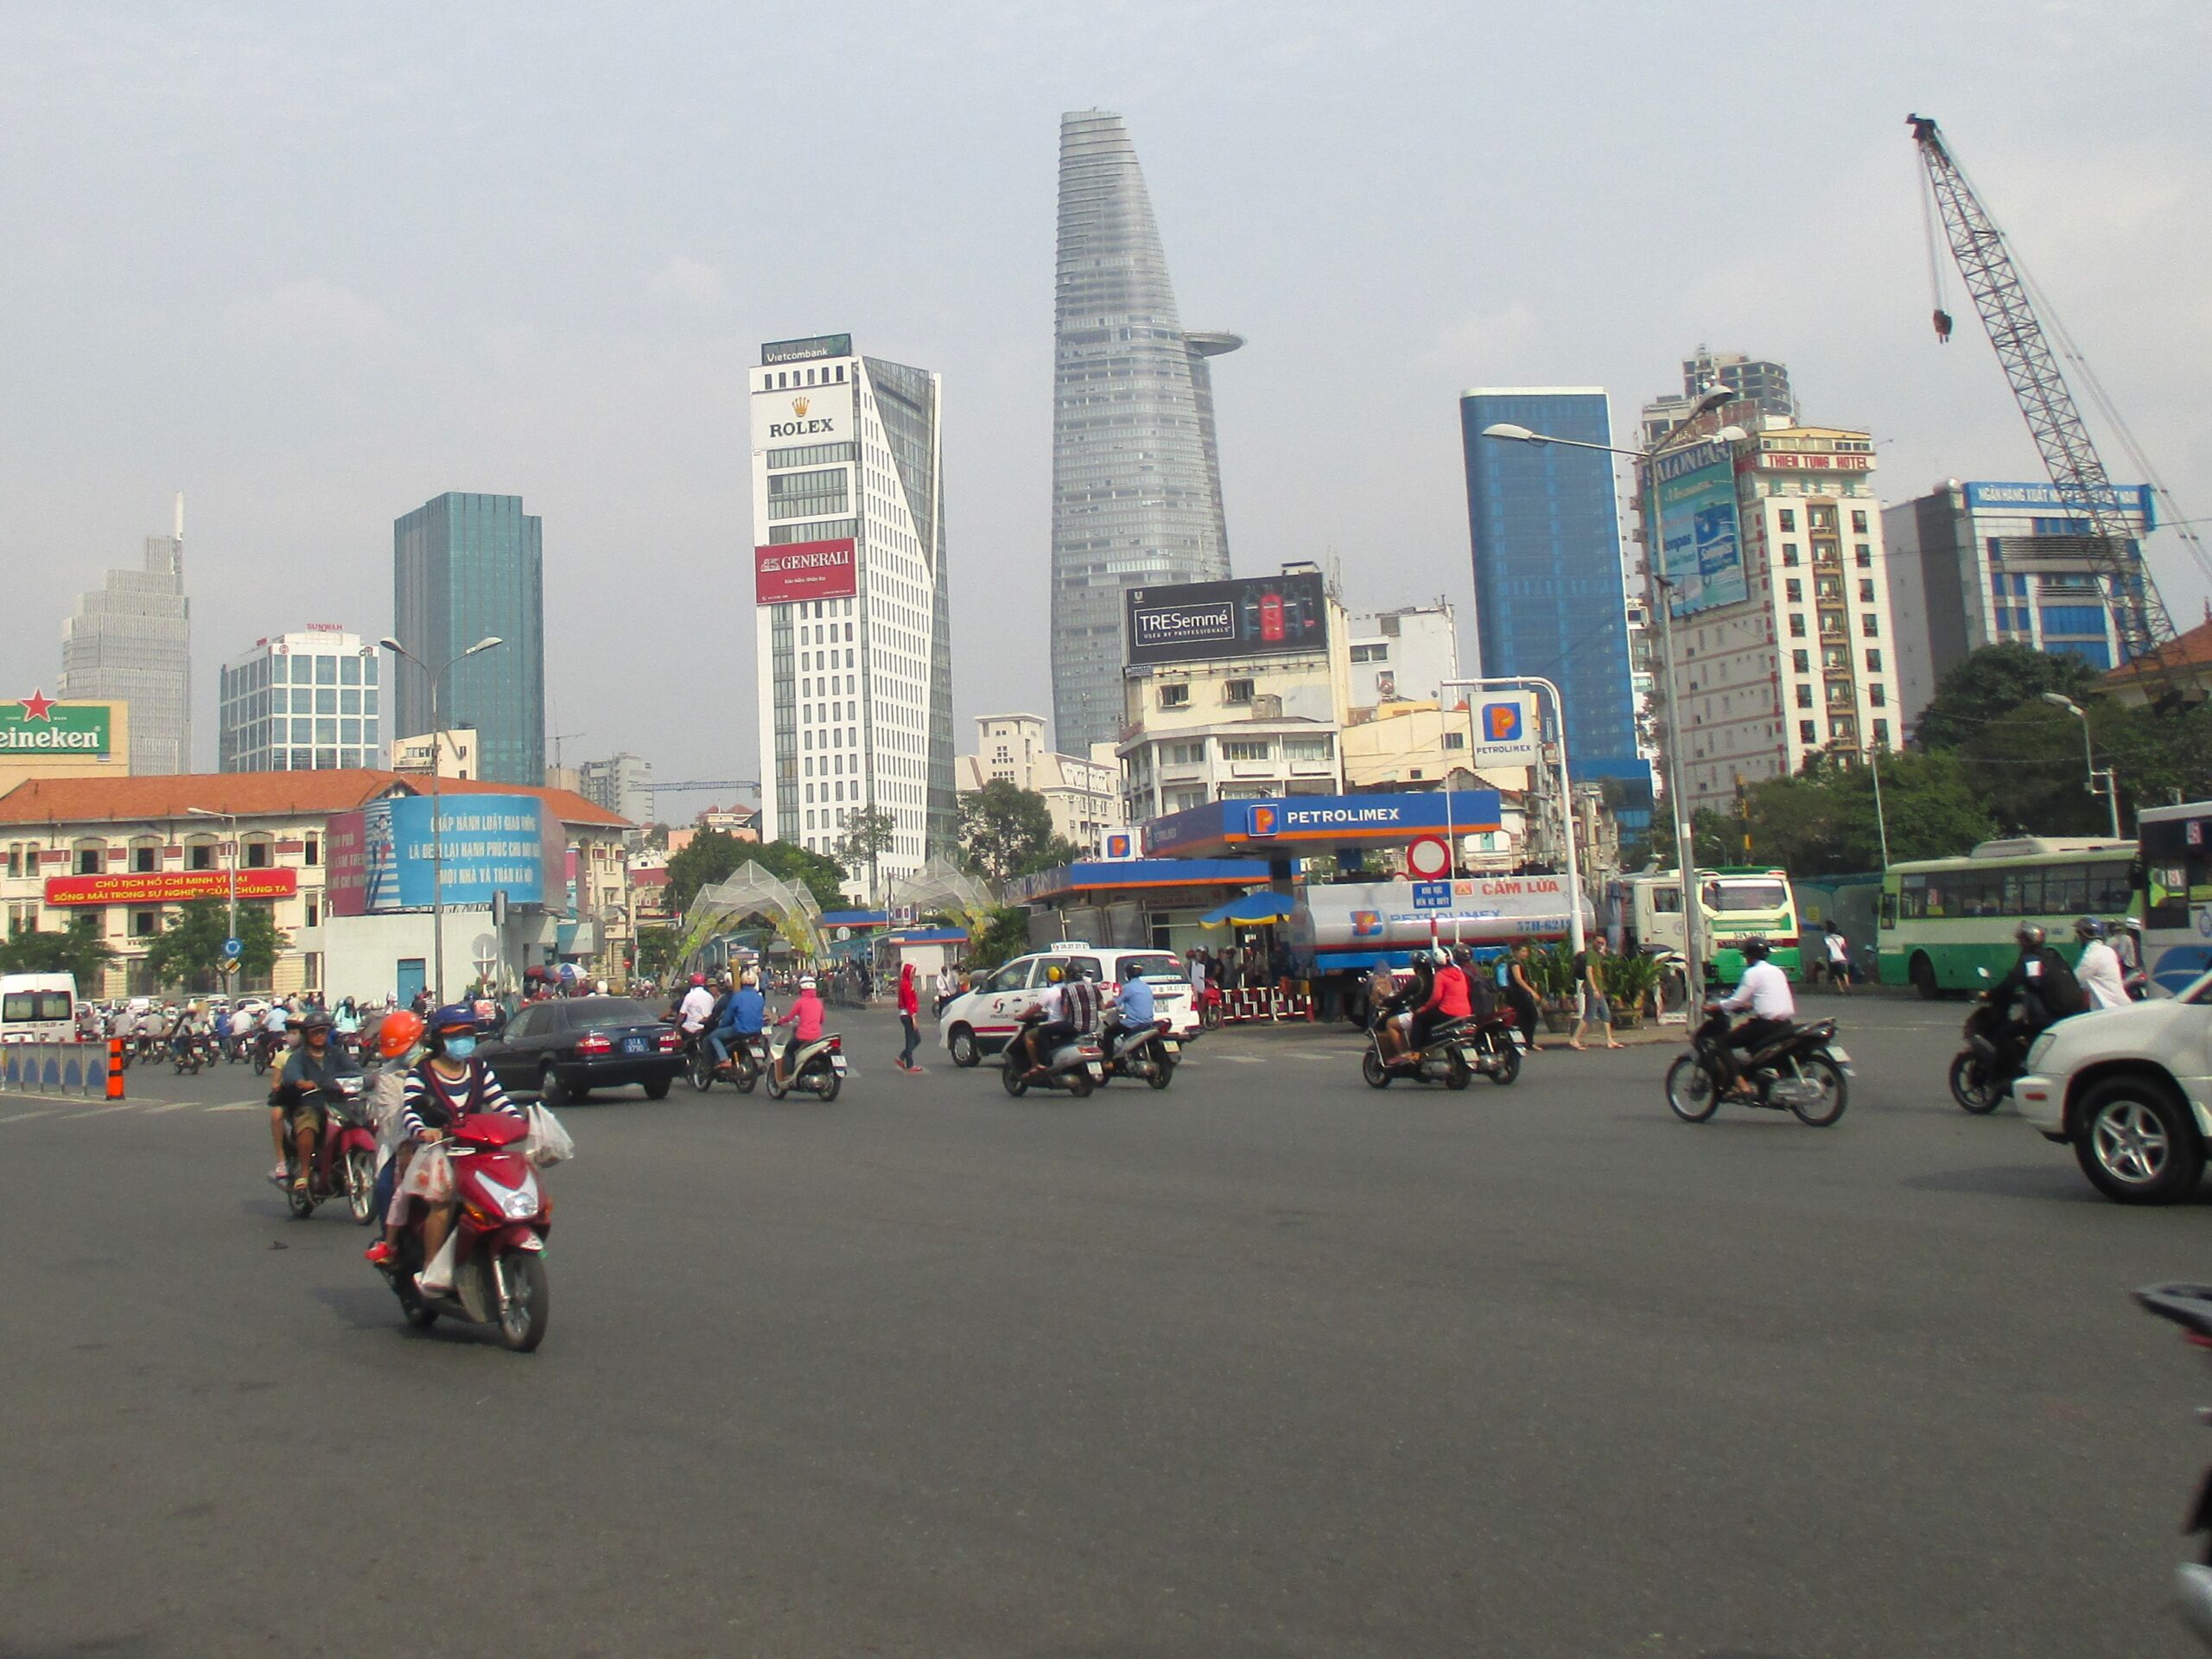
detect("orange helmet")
(375, 1008), (425, 1059)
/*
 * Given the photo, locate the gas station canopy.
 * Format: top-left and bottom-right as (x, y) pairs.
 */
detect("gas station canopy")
(1144, 791), (1503, 861)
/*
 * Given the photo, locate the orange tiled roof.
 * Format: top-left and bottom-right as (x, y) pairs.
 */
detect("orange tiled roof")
(0, 768), (632, 830)
(2104, 616), (2212, 685)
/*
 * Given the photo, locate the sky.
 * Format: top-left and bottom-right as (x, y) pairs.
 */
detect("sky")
(3, 0), (2208, 802)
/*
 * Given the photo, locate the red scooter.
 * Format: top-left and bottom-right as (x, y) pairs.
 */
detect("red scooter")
(380, 1112), (553, 1351)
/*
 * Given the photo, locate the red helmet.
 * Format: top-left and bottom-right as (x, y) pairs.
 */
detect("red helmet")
(690, 974), (707, 988)
(375, 1008), (424, 1058)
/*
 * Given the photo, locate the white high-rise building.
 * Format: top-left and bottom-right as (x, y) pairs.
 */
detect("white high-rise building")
(59, 493), (192, 774)
(218, 626), (383, 772)
(579, 752), (654, 830)
(750, 334), (955, 899)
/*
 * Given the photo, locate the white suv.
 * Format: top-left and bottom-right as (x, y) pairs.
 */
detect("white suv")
(2013, 974), (2212, 1204)
(938, 944), (1199, 1068)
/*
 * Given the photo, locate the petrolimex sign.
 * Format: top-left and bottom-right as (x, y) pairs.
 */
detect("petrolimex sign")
(0, 691), (111, 756)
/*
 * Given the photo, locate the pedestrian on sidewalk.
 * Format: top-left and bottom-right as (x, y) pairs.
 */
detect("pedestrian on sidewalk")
(895, 963), (921, 1071)
(1504, 942), (1543, 1053)
(1568, 936), (1623, 1051)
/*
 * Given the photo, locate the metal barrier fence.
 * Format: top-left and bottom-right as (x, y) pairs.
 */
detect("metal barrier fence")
(0, 1040), (115, 1100)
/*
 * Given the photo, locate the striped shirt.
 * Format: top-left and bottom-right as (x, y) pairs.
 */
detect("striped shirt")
(400, 1060), (521, 1136)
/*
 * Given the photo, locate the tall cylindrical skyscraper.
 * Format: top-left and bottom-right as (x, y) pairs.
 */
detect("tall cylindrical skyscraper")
(1049, 110), (1238, 756)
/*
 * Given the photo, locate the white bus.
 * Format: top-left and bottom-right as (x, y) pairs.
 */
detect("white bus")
(1611, 868), (1802, 986)
(2136, 803), (2212, 995)
(1, 972), (79, 1044)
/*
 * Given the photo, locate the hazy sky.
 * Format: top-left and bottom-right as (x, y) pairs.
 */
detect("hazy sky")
(3, 2), (2207, 797)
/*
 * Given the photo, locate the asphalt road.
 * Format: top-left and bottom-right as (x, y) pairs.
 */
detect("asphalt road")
(3, 995), (2208, 1658)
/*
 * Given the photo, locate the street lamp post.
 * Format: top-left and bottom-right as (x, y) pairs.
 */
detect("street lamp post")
(1481, 387), (1740, 1007)
(2041, 693), (2124, 838)
(184, 806), (239, 985)
(1441, 676), (1586, 955)
(378, 634), (505, 1004)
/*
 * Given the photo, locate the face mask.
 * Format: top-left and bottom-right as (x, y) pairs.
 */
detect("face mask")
(443, 1035), (478, 1060)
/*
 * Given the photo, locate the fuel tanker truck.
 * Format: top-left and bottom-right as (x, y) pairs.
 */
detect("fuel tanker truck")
(1284, 875), (1596, 1021)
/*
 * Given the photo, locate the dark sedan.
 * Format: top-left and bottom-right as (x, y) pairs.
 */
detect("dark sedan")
(480, 996), (684, 1103)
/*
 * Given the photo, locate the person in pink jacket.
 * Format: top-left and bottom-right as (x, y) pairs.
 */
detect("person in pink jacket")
(895, 962), (922, 1071)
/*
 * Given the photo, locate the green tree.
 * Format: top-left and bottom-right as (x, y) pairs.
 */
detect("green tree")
(142, 898), (289, 991)
(962, 905), (1032, 972)
(1913, 643), (2101, 752)
(1698, 749), (1995, 875)
(665, 830), (849, 915)
(1958, 696), (2212, 836)
(0, 913), (117, 985)
(833, 806), (899, 902)
(957, 780), (1078, 881)
(634, 925), (681, 980)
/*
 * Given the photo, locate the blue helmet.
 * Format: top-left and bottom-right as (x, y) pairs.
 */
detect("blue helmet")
(429, 1003), (477, 1045)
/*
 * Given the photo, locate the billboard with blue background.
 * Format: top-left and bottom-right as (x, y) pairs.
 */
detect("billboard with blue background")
(1654, 447), (1746, 617)
(327, 792), (566, 916)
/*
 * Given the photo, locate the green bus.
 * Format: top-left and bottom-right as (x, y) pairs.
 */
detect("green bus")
(1611, 867), (1802, 986)
(1878, 836), (2136, 997)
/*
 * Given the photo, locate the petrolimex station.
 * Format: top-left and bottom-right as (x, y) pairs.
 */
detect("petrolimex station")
(1003, 790), (1586, 1022)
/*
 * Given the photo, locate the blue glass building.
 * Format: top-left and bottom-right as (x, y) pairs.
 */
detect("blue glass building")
(392, 493), (545, 786)
(1459, 389), (1650, 825)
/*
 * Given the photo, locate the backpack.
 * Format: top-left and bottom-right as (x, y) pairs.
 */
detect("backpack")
(2035, 949), (2087, 1018)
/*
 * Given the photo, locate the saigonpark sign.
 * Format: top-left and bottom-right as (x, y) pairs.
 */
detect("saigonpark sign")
(756, 537), (858, 605)
(1, 690), (111, 755)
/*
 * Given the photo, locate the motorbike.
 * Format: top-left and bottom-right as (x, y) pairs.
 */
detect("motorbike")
(171, 1030), (219, 1075)
(1099, 1017), (1183, 1090)
(1001, 1015), (1107, 1098)
(1949, 998), (2021, 1115)
(252, 1029), (284, 1076)
(377, 1110), (551, 1352)
(1197, 984), (1224, 1031)
(2134, 1282), (2212, 1648)
(1362, 1004), (1520, 1090)
(689, 1030), (771, 1095)
(766, 1031), (847, 1101)
(1665, 1006), (1852, 1127)
(279, 1074), (381, 1224)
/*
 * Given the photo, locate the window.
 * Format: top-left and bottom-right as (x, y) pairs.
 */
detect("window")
(1865, 648), (1883, 672)
(1223, 678), (1255, 705)
(1158, 683), (1189, 709)
(1782, 543), (1800, 567)
(1873, 719), (1891, 747)
(188, 840), (215, 871)
(1778, 510), (1796, 532)
(1808, 505), (1837, 531)
(985, 959), (1034, 994)
(129, 908), (158, 938)
(1851, 511), (1869, 533)
(1828, 717), (1856, 741)
(1861, 614), (1879, 638)
(244, 840), (270, 869)
(304, 836), (319, 867)
(1859, 580), (1876, 603)
(1799, 720), (1817, 743)
(1796, 684), (1814, 709)
(73, 842), (105, 874)
(1870, 683), (1888, 708)
(130, 842), (158, 873)
(1785, 579), (1802, 602)
(1222, 740), (1273, 762)
(1650, 885), (1683, 913)
(1855, 544), (1872, 569)
(1789, 614), (1807, 639)
(304, 899), (320, 927)
(1349, 643), (1388, 663)
(1443, 731), (1465, 750)
(1286, 736), (1333, 761)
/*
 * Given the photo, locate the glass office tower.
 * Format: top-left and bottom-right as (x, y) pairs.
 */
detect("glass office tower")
(391, 493), (545, 787)
(1049, 109), (1238, 755)
(1459, 389), (1650, 824)
(59, 497), (192, 774)
(218, 627), (381, 772)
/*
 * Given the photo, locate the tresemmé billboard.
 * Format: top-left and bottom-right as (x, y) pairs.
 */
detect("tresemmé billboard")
(1124, 572), (1329, 668)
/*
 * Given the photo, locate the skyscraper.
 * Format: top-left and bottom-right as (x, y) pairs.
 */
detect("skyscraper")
(391, 493), (545, 787)
(1459, 389), (1650, 824)
(59, 493), (192, 774)
(750, 334), (955, 896)
(1050, 109), (1239, 754)
(579, 751), (654, 830)
(1641, 346), (1795, 446)
(218, 626), (383, 772)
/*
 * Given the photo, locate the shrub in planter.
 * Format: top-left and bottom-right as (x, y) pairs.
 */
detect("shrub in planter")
(1599, 950), (1666, 1028)
(1531, 944), (1580, 1032)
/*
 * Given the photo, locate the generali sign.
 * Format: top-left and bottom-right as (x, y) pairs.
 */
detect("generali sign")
(755, 537), (858, 606)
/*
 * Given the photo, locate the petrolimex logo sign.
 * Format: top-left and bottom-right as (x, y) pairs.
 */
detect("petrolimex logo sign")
(0, 691), (111, 755)
(1470, 693), (1540, 767)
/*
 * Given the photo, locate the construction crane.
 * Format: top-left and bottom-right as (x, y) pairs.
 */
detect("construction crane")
(1907, 112), (2197, 668)
(642, 780), (760, 806)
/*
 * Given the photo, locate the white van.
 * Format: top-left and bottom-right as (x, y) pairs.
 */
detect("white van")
(1, 973), (79, 1044)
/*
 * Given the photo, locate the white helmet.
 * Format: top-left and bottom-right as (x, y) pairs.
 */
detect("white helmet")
(799, 976), (817, 990)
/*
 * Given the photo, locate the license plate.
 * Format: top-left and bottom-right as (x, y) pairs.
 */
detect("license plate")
(622, 1037), (648, 1054)
(830, 1055), (848, 1073)
(1161, 1040), (1179, 1054)
(1087, 1062), (1104, 1079)
(1827, 1046), (1853, 1073)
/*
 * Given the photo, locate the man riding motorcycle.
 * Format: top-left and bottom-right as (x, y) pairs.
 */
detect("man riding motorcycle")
(1102, 969), (1157, 1051)
(1712, 937), (1796, 1098)
(1982, 920), (2087, 1077)
(677, 974), (715, 1042)
(389, 1004), (524, 1294)
(2071, 915), (2129, 1011)
(772, 976), (826, 1087)
(1018, 965), (1100, 1081)
(1410, 947), (1473, 1053)
(710, 969), (767, 1074)
(267, 1009), (362, 1194)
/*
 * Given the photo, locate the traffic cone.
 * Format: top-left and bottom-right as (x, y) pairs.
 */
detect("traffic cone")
(105, 1038), (125, 1100)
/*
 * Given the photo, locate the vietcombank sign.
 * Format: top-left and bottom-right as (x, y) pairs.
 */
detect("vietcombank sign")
(0, 695), (112, 755)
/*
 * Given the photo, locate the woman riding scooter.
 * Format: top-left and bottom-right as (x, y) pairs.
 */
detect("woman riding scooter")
(380, 1004), (523, 1294)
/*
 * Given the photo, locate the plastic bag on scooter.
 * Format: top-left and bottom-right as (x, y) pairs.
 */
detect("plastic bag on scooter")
(522, 1103), (575, 1167)
(399, 1142), (453, 1203)
(418, 1229), (459, 1295)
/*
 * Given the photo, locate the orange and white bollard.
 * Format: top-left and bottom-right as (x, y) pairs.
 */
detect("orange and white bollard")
(105, 1037), (125, 1100)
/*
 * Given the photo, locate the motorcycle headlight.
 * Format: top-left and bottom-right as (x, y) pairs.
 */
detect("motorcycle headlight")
(502, 1192), (538, 1219)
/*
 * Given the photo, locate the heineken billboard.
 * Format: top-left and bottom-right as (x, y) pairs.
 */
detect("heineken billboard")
(0, 692), (113, 757)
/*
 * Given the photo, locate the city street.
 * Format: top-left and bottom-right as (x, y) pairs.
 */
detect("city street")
(2, 995), (2205, 1658)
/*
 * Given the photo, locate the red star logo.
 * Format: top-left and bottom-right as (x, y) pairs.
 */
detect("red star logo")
(19, 689), (55, 721)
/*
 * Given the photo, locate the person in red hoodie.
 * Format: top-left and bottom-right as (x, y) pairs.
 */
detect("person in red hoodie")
(895, 962), (922, 1071)
(1410, 947), (1471, 1053)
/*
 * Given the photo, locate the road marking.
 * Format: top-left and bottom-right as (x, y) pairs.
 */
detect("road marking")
(142, 1100), (198, 1115)
(0, 1109), (60, 1124)
(57, 1103), (142, 1120)
(1217, 1055), (1266, 1065)
(207, 1102), (266, 1113)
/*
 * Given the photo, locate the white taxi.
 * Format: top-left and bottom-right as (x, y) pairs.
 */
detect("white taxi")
(938, 944), (1199, 1067)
